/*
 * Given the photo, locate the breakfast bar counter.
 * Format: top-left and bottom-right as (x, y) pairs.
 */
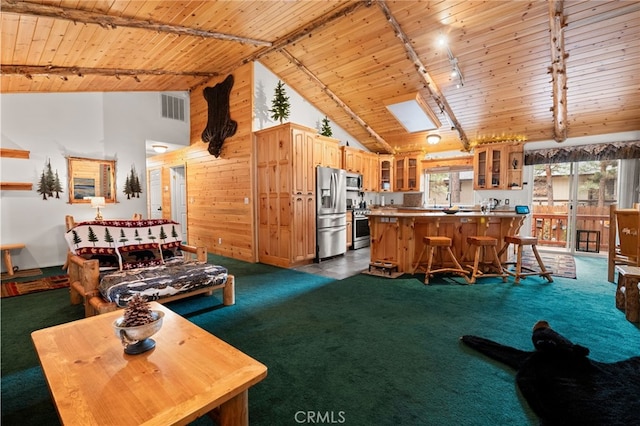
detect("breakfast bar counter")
(367, 210), (527, 274)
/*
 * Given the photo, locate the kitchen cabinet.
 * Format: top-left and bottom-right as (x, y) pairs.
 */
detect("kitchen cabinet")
(256, 123), (337, 267)
(341, 146), (379, 191)
(506, 145), (524, 189)
(341, 146), (364, 173)
(361, 151), (379, 192)
(319, 136), (341, 169)
(379, 155), (393, 192)
(473, 142), (523, 190)
(292, 195), (316, 262)
(395, 154), (421, 191)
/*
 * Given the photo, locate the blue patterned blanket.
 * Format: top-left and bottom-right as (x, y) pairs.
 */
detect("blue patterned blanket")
(99, 261), (228, 307)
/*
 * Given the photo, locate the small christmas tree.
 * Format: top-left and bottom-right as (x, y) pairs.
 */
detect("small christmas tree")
(122, 294), (154, 327)
(320, 116), (333, 137)
(270, 80), (290, 124)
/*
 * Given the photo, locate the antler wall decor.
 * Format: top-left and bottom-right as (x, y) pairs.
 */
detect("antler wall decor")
(201, 74), (237, 157)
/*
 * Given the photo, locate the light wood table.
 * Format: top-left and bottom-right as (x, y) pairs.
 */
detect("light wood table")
(31, 303), (267, 425)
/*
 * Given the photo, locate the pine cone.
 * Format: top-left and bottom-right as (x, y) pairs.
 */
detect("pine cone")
(122, 294), (154, 327)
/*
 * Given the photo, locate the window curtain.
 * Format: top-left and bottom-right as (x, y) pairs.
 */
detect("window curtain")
(618, 159), (640, 208)
(524, 141), (640, 165)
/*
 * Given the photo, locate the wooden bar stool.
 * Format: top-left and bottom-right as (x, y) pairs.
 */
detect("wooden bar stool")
(461, 236), (508, 284)
(412, 236), (470, 285)
(497, 235), (553, 284)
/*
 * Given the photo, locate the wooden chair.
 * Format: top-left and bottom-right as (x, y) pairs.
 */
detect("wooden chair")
(461, 236), (508, 284)
(497, 235), (553, 284)
(608, 204), (640, 282)
(412, 236), (471, 285)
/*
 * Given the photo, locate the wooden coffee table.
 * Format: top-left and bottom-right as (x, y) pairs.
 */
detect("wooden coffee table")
(31, 302), (267, 425)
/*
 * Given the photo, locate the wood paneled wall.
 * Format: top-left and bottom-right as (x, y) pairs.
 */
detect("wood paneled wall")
(146, 63), (256, 262)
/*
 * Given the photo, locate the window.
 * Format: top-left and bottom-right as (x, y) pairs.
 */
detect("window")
(161, 94), (185, 121)
(425, 170), (475, 207)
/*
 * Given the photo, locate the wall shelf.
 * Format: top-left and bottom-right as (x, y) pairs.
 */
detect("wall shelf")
(1, 182), (33, 191)
(0, 148), (30, 159)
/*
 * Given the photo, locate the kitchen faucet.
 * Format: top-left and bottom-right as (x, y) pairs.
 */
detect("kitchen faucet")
(446, 192), (452, 208)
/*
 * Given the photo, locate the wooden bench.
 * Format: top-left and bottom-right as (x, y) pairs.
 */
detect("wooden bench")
(1, 243), (26, 276)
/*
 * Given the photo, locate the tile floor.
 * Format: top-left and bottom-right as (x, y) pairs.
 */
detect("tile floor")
(293, 247), (371, 280)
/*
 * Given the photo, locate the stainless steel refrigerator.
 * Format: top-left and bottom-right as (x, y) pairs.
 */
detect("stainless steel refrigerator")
(316, 166), (347, 260)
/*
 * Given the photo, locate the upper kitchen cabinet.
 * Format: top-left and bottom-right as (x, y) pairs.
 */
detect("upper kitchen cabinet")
(379, 155), (393, 192)
(341, 146), (378, 191)
(361, 151), (379, 192)
(341, 146), (363, 173)
(506, 145), (524, 189)
(473, 142), (524, 190)
(314, 135), (341, 169)
(395, 154), (421, 191)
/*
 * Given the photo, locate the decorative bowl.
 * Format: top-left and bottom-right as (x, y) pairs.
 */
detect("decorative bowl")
(113, 310), (164, 355)
(442, 209), (459, 215)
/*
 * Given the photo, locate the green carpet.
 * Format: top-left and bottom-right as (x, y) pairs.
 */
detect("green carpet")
(2, 255), (639, 425)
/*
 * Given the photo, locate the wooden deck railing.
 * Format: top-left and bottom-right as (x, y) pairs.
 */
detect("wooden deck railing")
(531, 205), (611, 252)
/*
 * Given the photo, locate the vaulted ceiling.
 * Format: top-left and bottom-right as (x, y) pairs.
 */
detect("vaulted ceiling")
(2, 0), (639, 154)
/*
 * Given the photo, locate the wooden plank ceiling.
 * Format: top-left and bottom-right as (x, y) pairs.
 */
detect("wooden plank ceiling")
(1, 0), (639, 154)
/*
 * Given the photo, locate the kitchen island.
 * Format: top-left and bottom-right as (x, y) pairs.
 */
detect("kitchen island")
(368, 210), (527, 274)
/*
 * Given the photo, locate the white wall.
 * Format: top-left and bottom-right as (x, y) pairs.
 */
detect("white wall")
(253, 61), (368, 151)
(0, 92), (189, 270)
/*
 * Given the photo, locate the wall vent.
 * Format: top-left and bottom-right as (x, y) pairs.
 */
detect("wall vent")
(161, 94), (186, 121)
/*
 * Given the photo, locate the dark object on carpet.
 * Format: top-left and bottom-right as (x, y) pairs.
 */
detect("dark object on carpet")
(461, 321), (640, 425)
(0, 268), (43, 281)
(0, 275), (69, 298)
(512, 251), (576, 279)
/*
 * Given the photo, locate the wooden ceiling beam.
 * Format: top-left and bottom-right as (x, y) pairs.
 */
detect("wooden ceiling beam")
(549, 0), (568, 142)
(374, 0), (471, 152)
(0, 0), (272, 47)
(1, 64), (218, 80)
(200, 1), (393, 152)
(279, 48), (394, 154)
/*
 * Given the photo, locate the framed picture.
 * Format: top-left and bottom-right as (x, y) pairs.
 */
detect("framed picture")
(73, 178), (95, 199)
(67, 157), (116, 204)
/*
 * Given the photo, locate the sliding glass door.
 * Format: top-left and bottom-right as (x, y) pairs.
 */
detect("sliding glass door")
(532, 160), (619, 255)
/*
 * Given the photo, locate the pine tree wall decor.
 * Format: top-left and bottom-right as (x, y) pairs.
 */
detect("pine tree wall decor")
(320, 116), (333, 137)
(123, 165), (142, 199)
(270, 80), (291, 124)
(37, 159), (63, 200)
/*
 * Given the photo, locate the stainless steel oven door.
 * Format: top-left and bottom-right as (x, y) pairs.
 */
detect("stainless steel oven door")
(353, 215), (370, 249)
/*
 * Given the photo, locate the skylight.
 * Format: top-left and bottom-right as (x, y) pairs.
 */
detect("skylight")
(385, 93), (441, 133)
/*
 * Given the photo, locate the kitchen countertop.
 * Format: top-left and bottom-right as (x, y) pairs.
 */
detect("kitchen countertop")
(368, 210), (522, 217)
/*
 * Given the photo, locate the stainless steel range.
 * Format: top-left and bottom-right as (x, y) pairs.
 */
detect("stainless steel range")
(352, 208), (370, 249)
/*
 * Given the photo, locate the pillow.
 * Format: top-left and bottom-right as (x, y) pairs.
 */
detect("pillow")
(117, 243), (163, 270)
(75, 247), (121, 270)
(66, 224), (120, 270)
(160, 241), (184, 264)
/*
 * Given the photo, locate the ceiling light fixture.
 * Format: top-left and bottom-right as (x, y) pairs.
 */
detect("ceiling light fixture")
(426, 134), (441, 145)
(152, 144), (168, 153)
(439, 35), (465, 88)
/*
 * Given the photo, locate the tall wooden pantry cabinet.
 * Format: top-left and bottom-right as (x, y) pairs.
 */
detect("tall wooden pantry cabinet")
(255, 123), (341, 267)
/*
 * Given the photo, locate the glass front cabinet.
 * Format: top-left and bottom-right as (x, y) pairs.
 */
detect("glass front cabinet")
(473, 142), (523, 190)
(379, 155), (393, 191)
(395, 154), (421, 191)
